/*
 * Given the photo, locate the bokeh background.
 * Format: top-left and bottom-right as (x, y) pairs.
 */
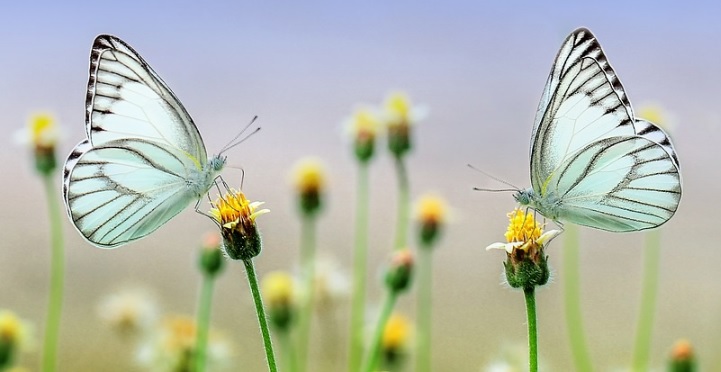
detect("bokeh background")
(1, 1), (719, 370)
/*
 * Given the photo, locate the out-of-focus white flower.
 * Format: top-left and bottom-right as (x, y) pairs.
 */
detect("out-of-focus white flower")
(97, 289), (158, 335)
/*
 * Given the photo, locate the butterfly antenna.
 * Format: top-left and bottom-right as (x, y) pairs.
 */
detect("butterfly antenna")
(467, 164), (520, 191)
(219, 116), (261, 154)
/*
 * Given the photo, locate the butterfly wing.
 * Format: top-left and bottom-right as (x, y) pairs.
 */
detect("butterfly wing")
(529, 28), (681, 231)
(64, 139), (202, 247)
(63, 35), (211, 248)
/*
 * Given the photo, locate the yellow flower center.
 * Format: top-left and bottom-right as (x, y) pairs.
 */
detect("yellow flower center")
(382, 313), (411, 350)
(293, 159), (325, 194)
(351, 108), (379, 140)
(417, 195), (447, 225)
(262, 271), (295, 307)
(504, 208), (542, 243)
(161, 315), (197, 352)
(209, 189), (268, 233)
(384, 92), (411, 125)
(29, 113), (58, 148)
(0, 310), (22, 343)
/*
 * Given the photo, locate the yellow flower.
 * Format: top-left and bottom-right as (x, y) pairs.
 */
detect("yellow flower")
(486, 209), (560, 290)
(15, 113), (62, 175)
(382, 91), (426, 157)
(292, 157), (326, 215)
(97, 289), (158, 335)
(486, 209), (560, 254)
(136, 315), (232, 371)
(209, 188), (268, 260)
(346, 107), (380, 162)
(415, 193), (449, 246)
(382, 313), (412, 356)
(262, 271), (295, 308)
(0, 310), (33, 367)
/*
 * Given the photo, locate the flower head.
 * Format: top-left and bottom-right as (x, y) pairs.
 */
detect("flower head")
(668, 338), (695, 371)
(0, 310), (33, 369)
(261, 271), (297, 332)
(97, 289), (158, 336)
(312, 258), (351, 313)
(292, 157), (326, 216)
(136, 315), (231, 371)
(209, 188), (269, 260)
(486, 209), (560, 290)
(382, 91), (426, 158)
(381, 312), (412, 366)
(346, 106), (380, 163)
(385, 249), (414, 293)
(15, 113), (62, 175)
(415, 194), (449, 247)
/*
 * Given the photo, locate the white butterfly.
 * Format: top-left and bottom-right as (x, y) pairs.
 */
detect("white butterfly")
(63, 35), (226, 248)
(514, 28), (681, 232)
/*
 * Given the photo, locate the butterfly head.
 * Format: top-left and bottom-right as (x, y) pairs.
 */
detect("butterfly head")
(513, 188), (534, 207)
(209, 155), (227, 172)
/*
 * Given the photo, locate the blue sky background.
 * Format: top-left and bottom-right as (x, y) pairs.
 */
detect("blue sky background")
(1, 1), (720, 370)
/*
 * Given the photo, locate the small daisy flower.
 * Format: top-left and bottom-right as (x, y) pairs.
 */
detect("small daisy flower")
(345, 106), (380, 163)
(381, 312), (412, 366)
(0, 310), (33, 369)
(136, 315), (231, 372)
(312, 258), (351, 313)
(486, 209), (561, 290)
(415, 193), (449, 247)
(382, 91), (427, 157)
(291, 157), (326, 216)
(97, 289), (159, 336)
(261, 271), (297, 332)
(15, 113), (62, 175)
(209, 188), (269, 260)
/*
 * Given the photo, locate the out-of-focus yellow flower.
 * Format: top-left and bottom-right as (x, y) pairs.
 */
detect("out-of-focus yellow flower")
(382, 91), (426, 157)
(136, 315), (231, 372)
(0, 310), (33, 369)
(486, 209), (560, 290)
(381, 312), (412, 365)
(262, 271), (296, 332)
(97, 289), (158, 336)
(209, 188), (269, 260)
(346, 107), (380, 162)
(668, 338), (695, 371)
(415, 194), (449, 246)
(15, 113), (62, 175)
(291, 157), (326, 216)
(637, 103), (675, 135)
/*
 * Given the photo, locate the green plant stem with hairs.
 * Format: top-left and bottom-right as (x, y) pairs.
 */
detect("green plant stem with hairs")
(360, 290), (398, 372)
(194, 273), (216, 372)
(243, 259), (278, 372)
(297, 214), (317, 372)
(41, 174), (64, 372)
(416, 246), (433, 372)
(524, 287), (538, 372)
(632, 229), (662, 371)
(393, 156), (410, 251)
(348, 163), (370, 372)
(562, 225), (593, 371)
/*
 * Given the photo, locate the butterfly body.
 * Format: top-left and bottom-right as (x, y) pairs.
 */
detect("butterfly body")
(519, 28), (681, 232)
(63, 35), (223, 248)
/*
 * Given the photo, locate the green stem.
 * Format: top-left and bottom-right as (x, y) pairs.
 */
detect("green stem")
(41, 174), (64, 372)
(361, 291), (398, 372)
(348, 163), (370, 372)
(393, 155), (410, 251)
(416, 246), (433, 372)
(279, 331), (299, 372)
(632, 229), (661, 371)
(562, 225), (593, 372)
(524, 287), (538, 372)
(243, 259), (278, 372)
(194, 274), (216, 372)
(297, 215), (317, 372)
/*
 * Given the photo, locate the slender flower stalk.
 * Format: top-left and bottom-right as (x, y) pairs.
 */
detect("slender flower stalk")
(383, 92), (424, 252)
(361, 249), (414, 372)
(291, 158), (325, 372)
(486, 209), (560, 372)
(414, 194), (447, 372)
(632, 228), (661, 371)
(345, 107), (379, 372)
(562, 224), (593, 371)
(18, 113), (64, 372)
(208, 187), (276, 371)
(194, 234), (225, 372)
(262, 271), (298, 372)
